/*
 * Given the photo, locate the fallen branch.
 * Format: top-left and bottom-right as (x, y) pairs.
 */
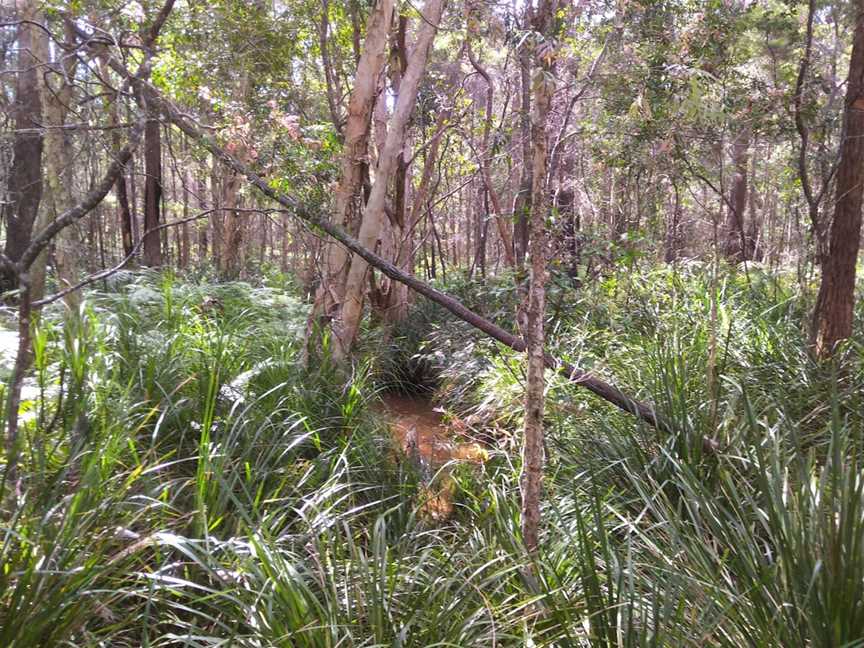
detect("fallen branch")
(88, 29), (698, 437)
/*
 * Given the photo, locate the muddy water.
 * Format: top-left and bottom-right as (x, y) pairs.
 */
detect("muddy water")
(378, 392), (487, 520)
(379, 392), (487, 467)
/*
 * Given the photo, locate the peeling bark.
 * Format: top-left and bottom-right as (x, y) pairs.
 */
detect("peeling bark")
(306, 0), (396, 359)
(336, 0), (446, 360)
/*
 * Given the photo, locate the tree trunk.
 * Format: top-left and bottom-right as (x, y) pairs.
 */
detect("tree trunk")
(1, 0), (43, 293)
(209, 154), (222, 267)
(521, 0), (557, 554)
(319, 0), (344, 134)
(512, 33), (532, 270)
(335, 0), (445, 360)
(31, 15), (82, 308)
(723, 126), (751, 262)
(181, 167), (191, 268)
(99, 59), (136, 260)
(381, 18), (413, 325)
(468, 38), (515, 268)
(665, 180), (682, 263)
(143, 117), (163, 267)
(811, 2), (864, 357)
(117, 164), (135, 259)
(305, 0), (395, 359)
(220, 168), (244, 277)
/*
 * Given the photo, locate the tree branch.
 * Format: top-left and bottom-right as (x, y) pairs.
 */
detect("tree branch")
(90, 28), (728, 440)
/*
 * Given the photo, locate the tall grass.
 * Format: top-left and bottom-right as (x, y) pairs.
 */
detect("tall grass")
(1, 266), (862, 646)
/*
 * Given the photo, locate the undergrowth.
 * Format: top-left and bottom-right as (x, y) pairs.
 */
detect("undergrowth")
(1, 264), (863, 646)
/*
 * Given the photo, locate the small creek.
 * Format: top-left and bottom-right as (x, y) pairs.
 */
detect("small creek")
(377, 392), (487, 520)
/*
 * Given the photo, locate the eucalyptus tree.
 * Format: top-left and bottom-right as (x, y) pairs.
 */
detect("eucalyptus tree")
(811, 0), (864, 357)
(1, 0), (43, 293)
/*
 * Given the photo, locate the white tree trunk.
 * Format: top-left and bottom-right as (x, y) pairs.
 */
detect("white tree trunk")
(306, 0), (395, 359)
(336, 0), (447, 360)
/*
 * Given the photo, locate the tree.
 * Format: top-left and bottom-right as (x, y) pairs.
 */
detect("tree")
(512, 7), (533, 271)
(723, 125), (753, 262)
(336, 0), (446, 361)
(811, 1), (864, 357)
(30, 13), (83, 307)
(101, 59), (136, 260)
(520, 0), (559, 554)
(1, 0), (43, 293)
(305, 0), (395, 360)
(143, 115), (163, 267)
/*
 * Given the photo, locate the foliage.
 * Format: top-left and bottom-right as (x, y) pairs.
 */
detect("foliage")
(2, 267), (864, 646)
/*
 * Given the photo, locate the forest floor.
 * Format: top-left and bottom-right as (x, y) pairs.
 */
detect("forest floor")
(2, 265), (864, 646)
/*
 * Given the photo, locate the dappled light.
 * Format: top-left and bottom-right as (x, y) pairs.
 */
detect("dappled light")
(2, 0), (864, 645)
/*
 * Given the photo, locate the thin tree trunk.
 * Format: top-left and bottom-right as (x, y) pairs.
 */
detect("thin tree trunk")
(143, 117), (163, 266)
(210, 154), (222, 267)
(794, 0), (830, 259)
(196, 175), (208, 261)
(521, 0), (557, 554)
(723, 125), (751, 262)
(219, 75), (250, 278)
(26, 14), (83, 309)
(100, 59), (135, 260)
(468, 39), (515, 268)
(512, 31), (532, 270)
(181, 167), (191, 267)
(319, 0), (344, 134)
(220, 167), (244, 277)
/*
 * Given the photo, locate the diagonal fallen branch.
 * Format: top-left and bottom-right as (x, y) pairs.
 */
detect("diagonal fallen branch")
(85, 27), (706, 439)
(170, 103), (672, 433)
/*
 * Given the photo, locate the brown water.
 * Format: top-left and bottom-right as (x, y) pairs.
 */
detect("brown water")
(378, 392), (487, 467)
(378, 392), (487, 521)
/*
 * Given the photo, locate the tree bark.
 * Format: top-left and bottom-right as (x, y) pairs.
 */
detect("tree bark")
(319, 0), (344, 134)
(209, 154), (222, 267)
(101, 59), (136, 259)
(181, 168), (191, 268)
(336, 0), (446, 360)
(306, 0), (395, 358)
(794, 0), (830, 259)
(512, 30), (533, 270)
(1, 0), (43, 293)
(143, 117), (163, 266)
(220, 165), (245, 277)
(380, 17), (413, 325)
(723, 126), (751, 262)
(30, 15), (82, 308)
(468, 39), (515, 268)
(521, 0), (557, 555)
(811, 2), (864, 357)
